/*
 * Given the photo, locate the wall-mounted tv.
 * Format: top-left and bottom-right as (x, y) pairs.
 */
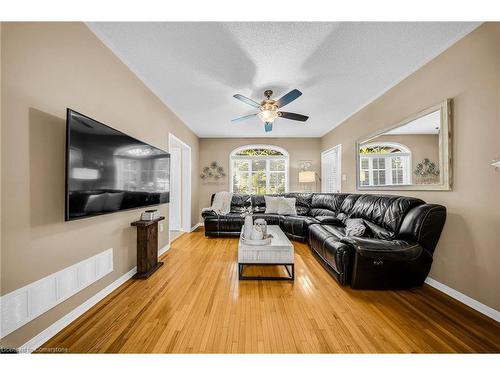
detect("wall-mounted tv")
(65, 109), (170, 221)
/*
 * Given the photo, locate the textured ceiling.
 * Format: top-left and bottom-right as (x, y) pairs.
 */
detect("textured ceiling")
(88, 22), (479, 138)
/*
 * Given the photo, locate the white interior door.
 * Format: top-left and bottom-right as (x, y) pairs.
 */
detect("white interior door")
(321, 144), (342, 193)
(169, 147), (182, 231)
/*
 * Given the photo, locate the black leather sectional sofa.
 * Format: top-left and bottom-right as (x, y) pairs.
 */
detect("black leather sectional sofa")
(202, 193), (446, 289)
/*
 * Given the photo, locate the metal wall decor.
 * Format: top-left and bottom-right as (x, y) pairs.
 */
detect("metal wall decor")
(200, 161), (226, 181)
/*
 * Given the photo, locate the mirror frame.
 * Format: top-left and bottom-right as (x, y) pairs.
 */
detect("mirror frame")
(356, 99), (452, 191)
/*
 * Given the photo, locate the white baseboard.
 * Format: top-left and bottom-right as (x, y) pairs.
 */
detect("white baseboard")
(18, 266), (137, 353)
(425, 277), (500, 322)
(190, 222), (203, 232)
(158, 244), (170, 257)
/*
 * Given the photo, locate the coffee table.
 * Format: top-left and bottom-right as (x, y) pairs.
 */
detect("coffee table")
(238, 225), (294, 281)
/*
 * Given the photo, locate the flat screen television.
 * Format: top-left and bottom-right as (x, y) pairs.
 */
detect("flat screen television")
(65, 109), (170, 221)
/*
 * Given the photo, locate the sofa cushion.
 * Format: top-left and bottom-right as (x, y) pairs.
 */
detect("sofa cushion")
(285, 193), (312, 216)
(252, 194), (283, 213)
(280, 215), (318, 238)
(230, 194), (251, 213)
(264, 195), (280, 214)
(210, 193), (251, 213)
(322, 225), (346, 239)
(338, 194), (360, 213)
(345, 218), (366, 237)
(310, 193), (350, 217)
(364, 220), (394, 240)
(336, 212), (348, 223)
(278, 197), (297, 215)
(349, 195), (423, 232)
(315, 216), (345, 226)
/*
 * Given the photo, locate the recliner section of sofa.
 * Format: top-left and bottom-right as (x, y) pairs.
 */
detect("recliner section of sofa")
(202, 192), (446, 289)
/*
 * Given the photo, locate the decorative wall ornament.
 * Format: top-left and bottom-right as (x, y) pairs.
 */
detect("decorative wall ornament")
(299, 160), (313, 171)
(491, 157), (500, 171)
(200, 161), (226, 182)
(414, 158), (440, 184)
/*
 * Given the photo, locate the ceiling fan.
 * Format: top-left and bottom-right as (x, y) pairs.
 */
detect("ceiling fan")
(231, 89), (309, 133)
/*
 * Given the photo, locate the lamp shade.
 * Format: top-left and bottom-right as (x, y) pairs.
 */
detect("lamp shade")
(299, 171), (316, 183)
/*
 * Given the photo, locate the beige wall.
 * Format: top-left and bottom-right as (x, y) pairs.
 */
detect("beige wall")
(198, 138), (321, 217)
(0, 22), (199, 347)
(321, 23), (500, 310)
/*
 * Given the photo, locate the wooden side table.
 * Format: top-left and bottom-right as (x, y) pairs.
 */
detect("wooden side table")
(131, 216), (165, 279)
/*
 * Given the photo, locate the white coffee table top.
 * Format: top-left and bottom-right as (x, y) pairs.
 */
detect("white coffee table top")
(238, 225), (294, 264)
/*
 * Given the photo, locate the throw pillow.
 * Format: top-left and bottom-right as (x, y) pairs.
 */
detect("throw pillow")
(344, 218), (366, 237)
(336, 212), (348, 224)
(264, 196), (280, 214)
(278, 197), (297, 216)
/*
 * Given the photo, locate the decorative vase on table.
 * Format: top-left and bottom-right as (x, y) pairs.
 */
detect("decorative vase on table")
(242, 206), (254, 239)
(254, 218), (267, 238)
(251, 226), (264, 240)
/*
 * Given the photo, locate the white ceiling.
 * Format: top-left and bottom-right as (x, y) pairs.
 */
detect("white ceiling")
(88, 22), (479, 138)
(386, 109), (441, 135)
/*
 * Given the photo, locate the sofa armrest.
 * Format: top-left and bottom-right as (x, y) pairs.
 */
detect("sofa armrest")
(303, 217), (320, 226)
(201, 209), (218, 218)
(314, 216), (344, 226)
(340, 236), (425, 261)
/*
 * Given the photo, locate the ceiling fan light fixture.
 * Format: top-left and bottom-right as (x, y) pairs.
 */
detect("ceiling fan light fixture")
(258, 109), (279, 123)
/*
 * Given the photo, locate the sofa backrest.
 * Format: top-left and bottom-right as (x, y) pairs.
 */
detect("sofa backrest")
(251, 194), (283, 212)
(285, 193), (313, 215)
(349, 195), (425, 235)
(207, 192), (446, 249)
(210, 193), (251, 213)
(310, 193), (351, 217)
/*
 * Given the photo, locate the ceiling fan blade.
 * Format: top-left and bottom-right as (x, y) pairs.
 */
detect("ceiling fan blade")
(275, 89), (302, 108)
(264, 122), (273, 132)
(279, 111), (309, 122)
(231, 113), (258, 123)
(233, 94), (261, 109)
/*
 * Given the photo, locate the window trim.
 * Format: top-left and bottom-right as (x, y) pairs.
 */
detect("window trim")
(229, 144), (289, 194)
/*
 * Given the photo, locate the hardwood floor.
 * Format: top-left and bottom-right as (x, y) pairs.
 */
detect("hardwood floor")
(41, 229), (500, 353)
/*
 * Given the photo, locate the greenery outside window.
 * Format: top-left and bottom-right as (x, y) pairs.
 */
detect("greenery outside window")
(230, 145), (289, 194)
(359, 143), (411, 186)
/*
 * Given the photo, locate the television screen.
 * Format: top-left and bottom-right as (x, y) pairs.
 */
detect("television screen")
(65, 109), (170, 221)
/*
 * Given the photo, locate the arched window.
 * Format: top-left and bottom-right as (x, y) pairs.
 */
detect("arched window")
(359, 142), (412, 186)
(230, 145), (289, 194)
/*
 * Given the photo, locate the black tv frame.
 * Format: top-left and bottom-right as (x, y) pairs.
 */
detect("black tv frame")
(64, 108), (170, 221)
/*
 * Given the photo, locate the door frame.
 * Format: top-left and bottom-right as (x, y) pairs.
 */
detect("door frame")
(168, 133), (192, 235)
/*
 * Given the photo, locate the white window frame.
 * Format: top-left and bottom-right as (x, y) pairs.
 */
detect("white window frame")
(229, 144), (289, 194)
(358, 142), (412, 187)
(321, 144), (342, 193)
